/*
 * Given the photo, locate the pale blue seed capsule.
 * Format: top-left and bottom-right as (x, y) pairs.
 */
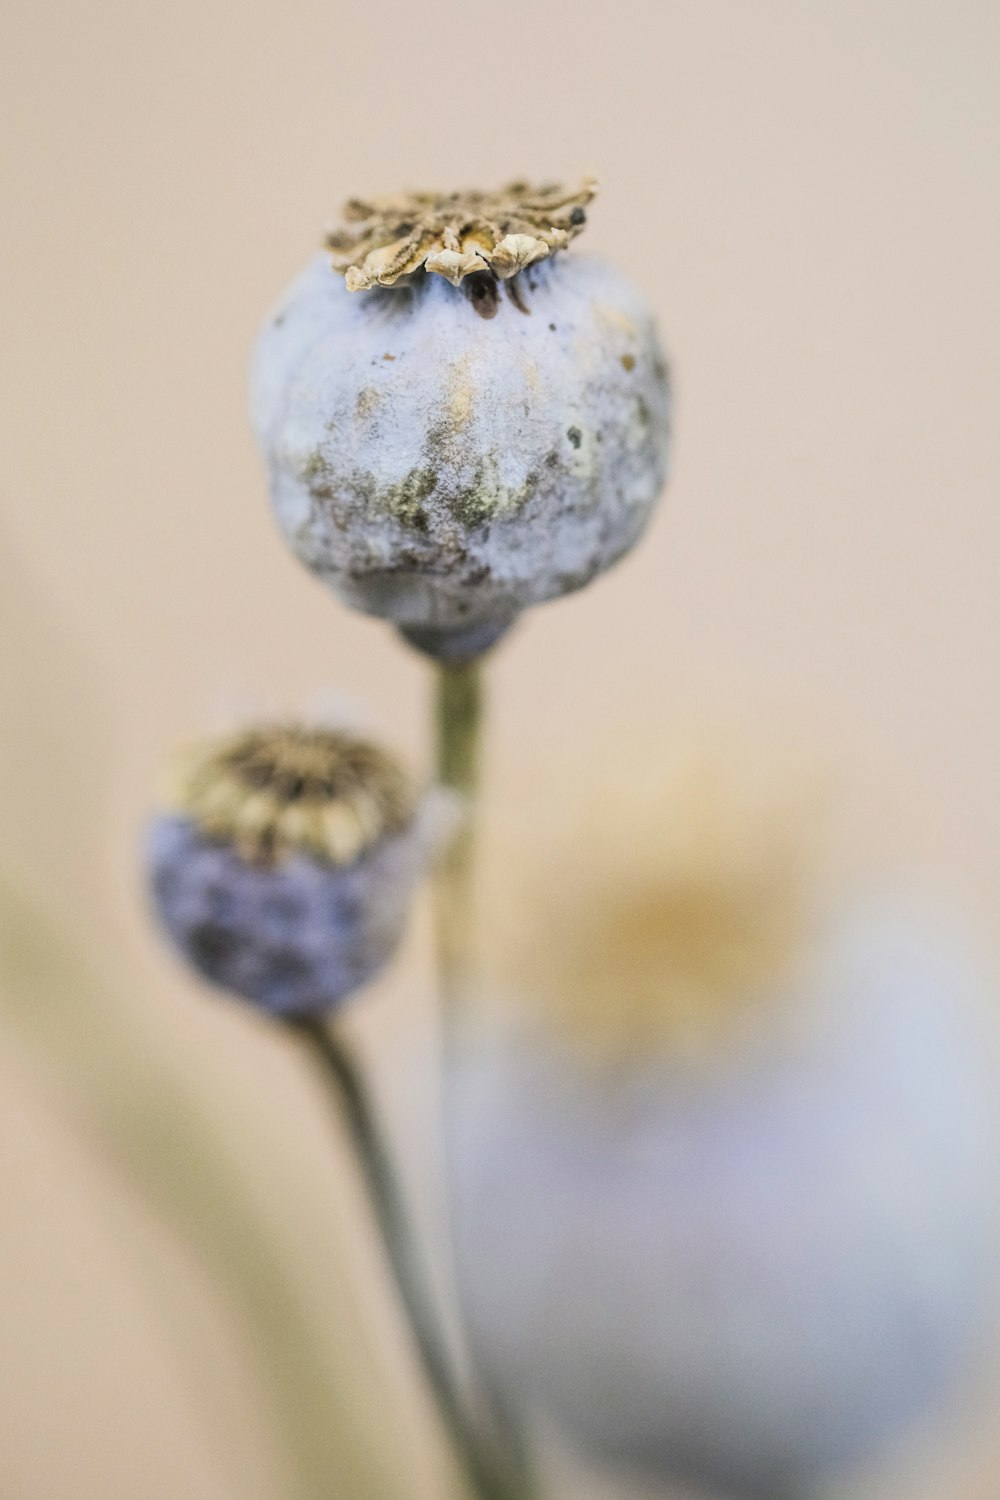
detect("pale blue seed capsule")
(147, 726), (439, 1016)
(251, 182), (670, 660)
(450, 895), (997, 1499)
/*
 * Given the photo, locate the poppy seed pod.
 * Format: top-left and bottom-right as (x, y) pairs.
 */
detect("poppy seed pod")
(251, 181), (671, 661)
(451, 896), (996, 1500)
(147, 725), (442, 1016)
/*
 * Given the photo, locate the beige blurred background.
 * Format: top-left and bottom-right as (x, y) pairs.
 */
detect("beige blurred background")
(2, 0), (1000, 1495)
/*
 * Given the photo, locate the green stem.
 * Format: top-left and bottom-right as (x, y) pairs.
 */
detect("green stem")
(289, 1015), (517, 1500)
(433, 660), (483, 1015)
(432, 659), (542, 1500)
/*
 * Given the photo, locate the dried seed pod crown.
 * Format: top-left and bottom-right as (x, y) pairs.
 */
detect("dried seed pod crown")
(327, 178), (597, 290)
(164, 725), (416, 866)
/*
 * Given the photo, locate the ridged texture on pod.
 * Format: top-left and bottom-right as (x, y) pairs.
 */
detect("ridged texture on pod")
(252, 251), (669, 647)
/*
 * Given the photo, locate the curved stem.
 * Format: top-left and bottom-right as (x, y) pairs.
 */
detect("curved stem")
(289, 1015), (518, 1500)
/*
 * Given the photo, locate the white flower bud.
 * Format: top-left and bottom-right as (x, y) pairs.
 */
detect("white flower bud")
(251, 182), (670, 659)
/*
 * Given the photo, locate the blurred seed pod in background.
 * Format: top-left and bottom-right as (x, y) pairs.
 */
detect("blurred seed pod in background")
(147, 724), (449, 1016)
(251, 181), (670, 663)
(450, 733), (998, 1499)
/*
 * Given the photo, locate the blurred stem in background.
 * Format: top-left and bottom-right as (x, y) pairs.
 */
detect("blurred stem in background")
(0, 880), (416, 1500)
(432, 659), (541, 1500)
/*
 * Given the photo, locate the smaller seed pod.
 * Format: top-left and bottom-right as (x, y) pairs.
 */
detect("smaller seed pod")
(251, 179), (671, 662)
(147, 725), (441, 1016)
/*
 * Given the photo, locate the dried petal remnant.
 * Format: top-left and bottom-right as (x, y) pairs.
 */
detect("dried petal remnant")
(326, 179), (597, 290)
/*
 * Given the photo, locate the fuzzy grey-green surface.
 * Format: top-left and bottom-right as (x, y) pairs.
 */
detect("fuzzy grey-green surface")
(252, 253), (670, 643)
(148, 813), (427, 1014)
